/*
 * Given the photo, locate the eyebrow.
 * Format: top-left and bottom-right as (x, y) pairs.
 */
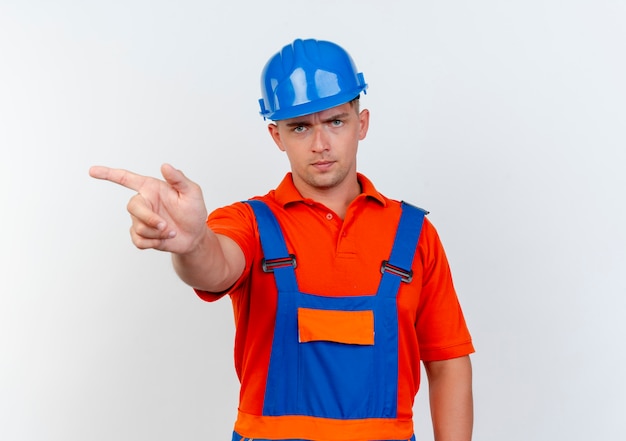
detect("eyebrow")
(285, 112), (351, 127)
(322, 112), (350, 123)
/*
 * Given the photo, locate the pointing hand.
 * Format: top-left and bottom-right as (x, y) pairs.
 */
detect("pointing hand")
(89, 164), (209, 254)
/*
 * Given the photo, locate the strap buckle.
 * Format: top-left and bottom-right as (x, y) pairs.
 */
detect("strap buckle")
(380, 260), (413, 283)
(262, 255), (297, 273)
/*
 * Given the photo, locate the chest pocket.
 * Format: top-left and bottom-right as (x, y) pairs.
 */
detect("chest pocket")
(298, 307), (374, 345)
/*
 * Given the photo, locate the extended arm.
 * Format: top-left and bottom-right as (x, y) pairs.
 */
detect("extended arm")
(423, 355), (473, 441)
(170, 229), (244, 292)
(89, 164), (245, 292)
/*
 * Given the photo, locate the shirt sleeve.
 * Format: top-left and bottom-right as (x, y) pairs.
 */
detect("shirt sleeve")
(415, 219), (475, 361)
(194, 201), (258, 302)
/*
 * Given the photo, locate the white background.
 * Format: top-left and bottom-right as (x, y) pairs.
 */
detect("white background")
(1, 1), (625, 440)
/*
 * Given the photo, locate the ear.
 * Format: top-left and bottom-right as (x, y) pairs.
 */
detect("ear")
(267, 123), (286, 152)
(358, 109), (370, 141)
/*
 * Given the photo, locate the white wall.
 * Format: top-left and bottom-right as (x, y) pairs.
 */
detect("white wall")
(1, 1), (625, 440)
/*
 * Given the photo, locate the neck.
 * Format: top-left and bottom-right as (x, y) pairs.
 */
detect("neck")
(294, 176), (361, 219)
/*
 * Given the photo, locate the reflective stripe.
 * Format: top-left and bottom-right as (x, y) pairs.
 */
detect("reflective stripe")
(233, 431), (416, 441)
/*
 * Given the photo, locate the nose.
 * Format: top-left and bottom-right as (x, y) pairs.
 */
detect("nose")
(311, 126), (330, 153)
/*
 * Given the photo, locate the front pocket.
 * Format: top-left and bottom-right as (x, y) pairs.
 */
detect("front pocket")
(297, 307), (374, 345)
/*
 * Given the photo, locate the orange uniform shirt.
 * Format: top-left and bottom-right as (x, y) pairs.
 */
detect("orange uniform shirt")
(196, 173), (474, 439)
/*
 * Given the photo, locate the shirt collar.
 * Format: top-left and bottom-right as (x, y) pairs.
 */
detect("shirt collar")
(274, 172), (387, 207)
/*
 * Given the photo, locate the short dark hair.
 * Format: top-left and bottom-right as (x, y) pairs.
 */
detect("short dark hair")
(349, 95), (361, 113)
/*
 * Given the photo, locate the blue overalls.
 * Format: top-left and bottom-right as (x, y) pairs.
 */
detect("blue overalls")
(233, 200), (426, 441)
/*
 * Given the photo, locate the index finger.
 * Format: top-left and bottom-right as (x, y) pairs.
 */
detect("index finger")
(89, 166), (148, 192)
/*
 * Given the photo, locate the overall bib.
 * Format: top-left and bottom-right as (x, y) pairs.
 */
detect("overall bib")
(233, 200), (426, 441)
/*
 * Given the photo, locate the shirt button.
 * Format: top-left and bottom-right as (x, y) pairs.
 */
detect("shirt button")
(326, 213), (333, 220)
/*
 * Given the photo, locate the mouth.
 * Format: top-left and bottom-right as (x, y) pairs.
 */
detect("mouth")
(312, 160), (335, 171)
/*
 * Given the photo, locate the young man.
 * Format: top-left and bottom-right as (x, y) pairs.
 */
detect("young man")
(90, 38), (474, 441)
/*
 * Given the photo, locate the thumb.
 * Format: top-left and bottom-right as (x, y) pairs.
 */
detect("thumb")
(160, 163), (192, 193)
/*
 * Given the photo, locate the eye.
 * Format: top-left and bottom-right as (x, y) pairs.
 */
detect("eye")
(293, 125), (306, 133)
(330, 119), (344, 127)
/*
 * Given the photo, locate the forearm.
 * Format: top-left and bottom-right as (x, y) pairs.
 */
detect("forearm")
(424, 355), (474, 441)
(172, 230), (244, 292)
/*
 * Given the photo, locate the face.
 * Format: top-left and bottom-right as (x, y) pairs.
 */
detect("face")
(268, 102), (370, 197)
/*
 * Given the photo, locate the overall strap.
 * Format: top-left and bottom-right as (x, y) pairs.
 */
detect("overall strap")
(243, 200), (300, 414)
(243, 200), (298, 292)
(373, 202), (428, 417)
(378, 201), (428, 297)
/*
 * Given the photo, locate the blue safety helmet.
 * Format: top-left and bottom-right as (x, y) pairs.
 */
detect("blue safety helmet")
(258, 39), (368, 121)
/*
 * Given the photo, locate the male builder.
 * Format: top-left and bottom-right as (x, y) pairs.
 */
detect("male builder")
(90, 38), (474, 441)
